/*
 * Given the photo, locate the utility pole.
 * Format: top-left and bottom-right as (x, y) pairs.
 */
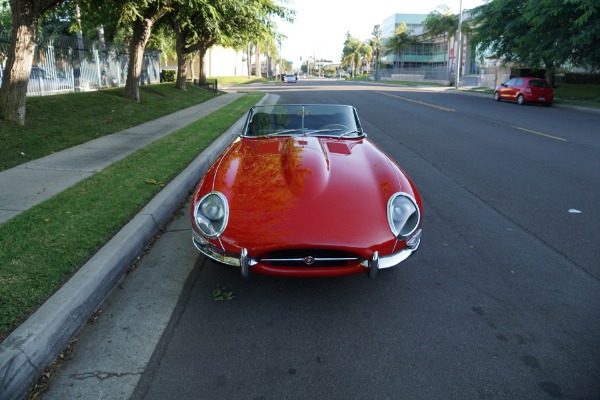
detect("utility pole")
(455, 0), (463, 89)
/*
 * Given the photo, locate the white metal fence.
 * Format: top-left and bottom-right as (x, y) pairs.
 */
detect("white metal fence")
(0, 34), (161, 97)
(372, 66), (453, 85)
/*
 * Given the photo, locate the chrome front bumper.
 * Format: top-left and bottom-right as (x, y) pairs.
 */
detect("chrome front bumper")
(192, 228), (422, 277)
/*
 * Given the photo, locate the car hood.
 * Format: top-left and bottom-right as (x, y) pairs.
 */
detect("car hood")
(206, 136), (414, 255)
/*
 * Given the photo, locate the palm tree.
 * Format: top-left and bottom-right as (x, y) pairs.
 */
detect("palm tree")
(424, 6), (458, 72)
(383, 22), (415, 69)
(342, 33), (363, 77)
(370, 25), (383, 79)
(360, 43), (373, 74)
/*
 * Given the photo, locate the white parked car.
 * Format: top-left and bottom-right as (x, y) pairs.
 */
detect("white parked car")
(284, 74), (297, 83)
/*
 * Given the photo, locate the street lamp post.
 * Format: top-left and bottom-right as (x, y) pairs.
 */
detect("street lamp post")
(455, 0), (463, 89)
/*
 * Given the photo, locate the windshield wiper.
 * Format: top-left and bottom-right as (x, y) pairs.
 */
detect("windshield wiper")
(304, 128), (343, 136)
(305, 129), (363, 137)
(339, 130), (361, 137)
(265, 129), (302, 138)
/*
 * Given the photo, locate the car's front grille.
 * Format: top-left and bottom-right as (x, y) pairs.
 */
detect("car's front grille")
(256, 249), (362, 268)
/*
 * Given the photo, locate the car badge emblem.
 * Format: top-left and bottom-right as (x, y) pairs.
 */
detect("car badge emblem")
(303, 256), (315, 265)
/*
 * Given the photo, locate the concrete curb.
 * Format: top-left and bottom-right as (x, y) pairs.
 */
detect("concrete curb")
(0, 93), (272, 400)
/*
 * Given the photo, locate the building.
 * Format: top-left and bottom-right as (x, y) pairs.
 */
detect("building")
(378, 13), (477, 85)
(201, 46), (247, 77)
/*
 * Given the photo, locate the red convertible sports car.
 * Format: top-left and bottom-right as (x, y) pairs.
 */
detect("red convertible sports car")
(190, 104), (423, 278)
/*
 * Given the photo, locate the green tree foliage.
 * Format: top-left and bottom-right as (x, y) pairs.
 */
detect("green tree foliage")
(162, 0), (292, 89)
(0, 4), (10, 34)
(423, 5), (472, 70)
(76, 0), (132, 44)
(360, 43), (373, 73)
(471, 0), (600, 83)
(369, 24), (382, 75)
(424, 6), (456, 39)
(556, 0), (599, 72)
(423, 5), (456, 67)
(342, 33), (363, 77)
(383, 22), (416, 69)
(342, 32), (373, 77)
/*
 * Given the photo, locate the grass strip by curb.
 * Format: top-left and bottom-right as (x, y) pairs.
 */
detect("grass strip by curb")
(0, 91), (264, 339)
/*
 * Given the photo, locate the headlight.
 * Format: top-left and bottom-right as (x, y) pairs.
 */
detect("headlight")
(194, 191), (228, 238)
(387, 192), (420, 238)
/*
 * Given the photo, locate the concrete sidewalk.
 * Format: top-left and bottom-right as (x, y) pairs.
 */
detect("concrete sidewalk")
(0, 92), (273, 400)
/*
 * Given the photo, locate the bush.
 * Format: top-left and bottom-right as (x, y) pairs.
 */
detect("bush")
(161, 69), (176, 82)
(510, 68), (546, 79)
(563, 73), (600, 85)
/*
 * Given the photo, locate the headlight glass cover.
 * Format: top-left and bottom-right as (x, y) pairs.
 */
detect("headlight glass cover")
(194, 191), (229, 238)
(387, 192), (420, 238)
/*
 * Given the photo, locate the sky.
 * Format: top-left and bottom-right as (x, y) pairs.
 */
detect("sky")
(277, 0), (487, 68)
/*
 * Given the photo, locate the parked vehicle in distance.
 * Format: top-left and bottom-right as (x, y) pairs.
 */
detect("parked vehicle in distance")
(494, 77), (553, 106)
(28, 66), (72, 96)
(190, 104), (423, 278)
(284, 74), (297, 83)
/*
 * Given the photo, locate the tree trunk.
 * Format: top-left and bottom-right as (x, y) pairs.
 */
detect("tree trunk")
(198, 49), (206, 82)
(0, 21), (36, 124)
(0, 0), (61, 125)
(544, 62), (555, 87)
(189, 52), (197, 81)
(175, 28), (188, 90)
(124, 18), (154, 101)
(255, 48), (260, 78)
(124, 6), (167, 101)
(176, 52), (188, 90)
(246, 43), (252, 78)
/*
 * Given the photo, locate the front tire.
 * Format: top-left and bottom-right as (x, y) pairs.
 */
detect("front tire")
(517, 94), (525, 105)
(494, 92), (501, 102)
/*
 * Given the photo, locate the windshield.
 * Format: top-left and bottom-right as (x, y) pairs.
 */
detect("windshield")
(242, 104), (363, 138)
(529, 79), (551, 88)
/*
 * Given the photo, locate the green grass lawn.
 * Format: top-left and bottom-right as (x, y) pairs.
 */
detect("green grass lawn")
(0, 86), (264, 339)
(553, 83), (600, 103)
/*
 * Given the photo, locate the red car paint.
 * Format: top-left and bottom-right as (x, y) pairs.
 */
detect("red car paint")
(494, 77), (554, 106)
(191, 105), (422, 278)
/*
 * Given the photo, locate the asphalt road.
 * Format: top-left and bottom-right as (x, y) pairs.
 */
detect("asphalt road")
(45, 80), (600, 400)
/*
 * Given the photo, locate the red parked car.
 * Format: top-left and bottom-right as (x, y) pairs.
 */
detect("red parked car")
(190, 104), (423, 278)
(494, 77), (553, 106)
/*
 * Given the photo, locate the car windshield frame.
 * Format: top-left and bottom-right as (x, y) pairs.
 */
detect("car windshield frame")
(241, 104), (364, 138)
